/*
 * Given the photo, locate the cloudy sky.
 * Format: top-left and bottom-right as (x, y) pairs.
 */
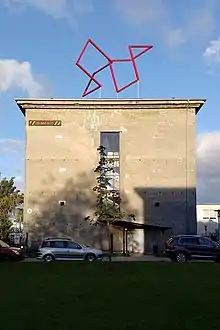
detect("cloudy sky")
(0, 0), (220, 203)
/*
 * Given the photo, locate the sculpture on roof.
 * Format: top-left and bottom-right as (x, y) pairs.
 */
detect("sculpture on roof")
(75, 38), (153, 97)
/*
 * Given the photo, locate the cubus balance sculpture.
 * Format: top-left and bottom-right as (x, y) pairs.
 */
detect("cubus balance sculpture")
(75, 38), (153, 97)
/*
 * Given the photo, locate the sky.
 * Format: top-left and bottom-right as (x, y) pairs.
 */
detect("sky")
(0, 0), (220, 203)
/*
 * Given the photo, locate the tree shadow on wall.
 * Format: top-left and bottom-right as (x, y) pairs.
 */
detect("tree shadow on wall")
(28, 171), (138, 252)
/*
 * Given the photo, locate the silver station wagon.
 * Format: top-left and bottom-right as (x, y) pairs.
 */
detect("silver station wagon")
(37, 237), (104, 262)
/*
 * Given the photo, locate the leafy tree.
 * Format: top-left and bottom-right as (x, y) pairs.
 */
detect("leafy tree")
(0, 177), (24, 239)
(209, 229), (219, 243)
(85, 146), (135, 260)
(16, 207), (23, 232)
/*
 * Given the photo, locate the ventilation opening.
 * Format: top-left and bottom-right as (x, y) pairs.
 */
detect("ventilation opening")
(59, 201), (66, 206)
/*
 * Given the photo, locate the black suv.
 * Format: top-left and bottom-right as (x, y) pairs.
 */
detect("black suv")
(164, 235), (220, 262)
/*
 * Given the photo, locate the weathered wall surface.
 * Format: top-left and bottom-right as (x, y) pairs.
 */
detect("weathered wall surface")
(23, 102), (198, 251)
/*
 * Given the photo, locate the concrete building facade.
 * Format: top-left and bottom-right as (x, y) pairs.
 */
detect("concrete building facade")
(197, 204), (220, 235)
(16, 98), (205, 253)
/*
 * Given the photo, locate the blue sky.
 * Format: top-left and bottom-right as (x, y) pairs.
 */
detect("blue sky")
(0, 0), (220, 202)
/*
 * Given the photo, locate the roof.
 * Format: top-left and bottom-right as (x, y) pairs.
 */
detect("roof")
(15, 98), (206, 116)
(112, 220), (171, 230)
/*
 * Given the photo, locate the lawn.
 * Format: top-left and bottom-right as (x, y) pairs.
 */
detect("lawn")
(1, 262), (220, 330)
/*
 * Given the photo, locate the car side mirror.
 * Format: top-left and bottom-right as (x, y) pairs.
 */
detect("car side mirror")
(77, 245), (82, 250)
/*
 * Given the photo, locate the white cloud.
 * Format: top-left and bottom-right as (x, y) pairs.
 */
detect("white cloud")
(204, 38), (220, 63)
(3, 0), (93, 22)
(0, 139), (24, 153)
(0, 59), (47, 97)
(115, 0), (218, 47)
(115, 0), (165, 26)
(197, 131), (220, 203)
(14, 175), (24, 190)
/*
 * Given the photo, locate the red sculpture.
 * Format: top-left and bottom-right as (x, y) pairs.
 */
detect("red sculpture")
(75, 38), (153, 97)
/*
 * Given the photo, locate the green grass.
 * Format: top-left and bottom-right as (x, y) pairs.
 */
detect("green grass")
(1, 262), (220, 330)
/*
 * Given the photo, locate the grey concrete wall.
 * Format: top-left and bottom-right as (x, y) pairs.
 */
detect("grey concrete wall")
(21, 100), (201, 251)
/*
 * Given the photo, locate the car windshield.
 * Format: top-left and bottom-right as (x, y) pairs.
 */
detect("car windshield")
(0, 240), (9, 248)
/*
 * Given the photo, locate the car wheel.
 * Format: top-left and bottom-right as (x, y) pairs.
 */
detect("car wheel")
(175, 252), (187, 263)
(43, 254), (55, 263)
(85, 253), (96, 262)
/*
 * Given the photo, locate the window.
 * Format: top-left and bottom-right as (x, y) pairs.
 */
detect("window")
(100, 132), (120, 191)
(66, 241), (82, 249)
(202, 209), (209, 219)
(202, 209), (217, 220)
(209, 209), (217, 220)
(41, 241), (50, 248)
(179, 237), (198, 245)
(100, 132), (119, 154)
(50, 241), (66, 248)
(198, 238), (214, 247)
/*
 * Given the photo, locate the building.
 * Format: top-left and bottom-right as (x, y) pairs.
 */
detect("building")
(16, 98), (205, 253)
(197, 204), (220, 235)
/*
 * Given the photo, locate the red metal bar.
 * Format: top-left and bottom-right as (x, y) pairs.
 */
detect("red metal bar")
(128, 46), (139, 82)
(83, 63), (110, 97)
(129, 45), (153, 60)
(75, 38), (153, 97)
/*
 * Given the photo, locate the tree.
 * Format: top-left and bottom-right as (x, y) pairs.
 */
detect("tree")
(85, 146), (135, 260)
(0, 177), (24, 240)
(209, 229), (219, 243)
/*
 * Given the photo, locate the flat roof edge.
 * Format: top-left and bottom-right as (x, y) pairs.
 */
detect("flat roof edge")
(15, 98), (206, 116)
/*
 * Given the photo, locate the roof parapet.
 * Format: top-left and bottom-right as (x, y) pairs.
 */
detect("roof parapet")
(15, 98), (206, 116)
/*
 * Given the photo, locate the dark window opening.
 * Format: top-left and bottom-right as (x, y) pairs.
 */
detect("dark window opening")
(100, 132), (120, 191)
(154, 202), (160, 207)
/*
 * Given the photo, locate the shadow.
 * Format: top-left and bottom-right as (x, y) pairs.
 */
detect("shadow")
(135, 187), (197, 254)
(27, 171), (138, 253)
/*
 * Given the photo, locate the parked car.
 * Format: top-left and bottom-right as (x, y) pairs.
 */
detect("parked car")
(0, 239), (25, 261)
(164, 234), (220, 262)
(37, 237), (104, 262)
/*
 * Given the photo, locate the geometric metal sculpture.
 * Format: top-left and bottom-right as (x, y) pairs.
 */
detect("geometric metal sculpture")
(75, 38), (153, 97)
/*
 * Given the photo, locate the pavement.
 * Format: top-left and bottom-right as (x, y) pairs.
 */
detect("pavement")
(23, 254), (214, 263)
(24, 255), (169, 262)
(112, 254), (169, 262)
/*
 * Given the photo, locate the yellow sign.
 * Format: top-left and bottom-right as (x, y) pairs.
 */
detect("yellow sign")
(28, 120), (62, 126)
